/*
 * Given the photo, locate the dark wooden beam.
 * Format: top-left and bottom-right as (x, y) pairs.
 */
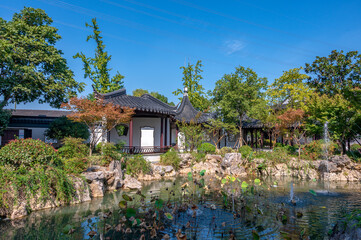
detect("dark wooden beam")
(129, 119), (133, 148)
(160, 117), (164, 148)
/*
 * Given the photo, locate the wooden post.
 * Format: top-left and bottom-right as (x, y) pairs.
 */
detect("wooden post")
(261, 131), (264, 149)
(169, 123), (172, 146)
(251, 129), (254, 148)
(160, 117), (164, 149)
(175, 126), (179, 149)
(129, 118), (133, 153)
(270, 133), (273, 149)
(164, 118), (168, 147)
(255, 129), (258, 149)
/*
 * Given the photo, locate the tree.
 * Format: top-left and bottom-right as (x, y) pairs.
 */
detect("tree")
(173, 60), (210, 111)
(305, 50), (361, 106)
(211, 66), (267, 147)
(132, 89), (149, 97)
(132, 89), (175, 106)
(0, 7), (83, 110)
(268, 67), (312, 110)
(176, 114), (204, 152)
(204, 118), (238, 152)
(305, 93), (361, 154)
(74, 18), (124, 94)
(61, 97), (135, 155)
(277, 109), (307, 159)
(0, 109), (11, 136)
(45, 116), (90, 142)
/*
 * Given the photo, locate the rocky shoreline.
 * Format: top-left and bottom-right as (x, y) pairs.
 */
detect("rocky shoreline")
(4, 153), (361, 220)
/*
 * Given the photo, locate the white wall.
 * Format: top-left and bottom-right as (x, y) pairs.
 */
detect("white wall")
(108, 117), (172, 147)
(133, 118), (161, 146)
(109, 124), (129, 145)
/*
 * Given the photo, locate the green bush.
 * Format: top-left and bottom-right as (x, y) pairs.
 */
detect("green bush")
(125, 155), (151, 176)
(238, 145), (253, 160)
(265, 147), (289, 163)
(197, 143), (216, 154)
(160, 148), (181, 170)
(115, 140), (126, 150)
(351, 144), (361, 152)
(219, 147), (234, 155)
(57, 137), (88, 159)
(96, 142), (120, 165)
(0, 138), (61, 168)
(191, 152), (206, 164)
(63, 157), (88, 174)
(0, 165), (75, 216)
(302, 140), (339, 160)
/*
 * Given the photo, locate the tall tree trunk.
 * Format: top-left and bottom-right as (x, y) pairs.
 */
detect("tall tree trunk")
(239, 124), (243, 148)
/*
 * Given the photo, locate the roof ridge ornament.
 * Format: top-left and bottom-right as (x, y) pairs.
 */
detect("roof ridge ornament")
(184, 87), (188, 96)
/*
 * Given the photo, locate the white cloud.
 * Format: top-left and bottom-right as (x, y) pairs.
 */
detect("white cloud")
(224, 40), (246, 55)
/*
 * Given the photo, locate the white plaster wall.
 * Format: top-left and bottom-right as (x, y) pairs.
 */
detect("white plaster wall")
(109, 125), (129, 145)
(171, 128), (177, 145)
(133, 118), (162, 146)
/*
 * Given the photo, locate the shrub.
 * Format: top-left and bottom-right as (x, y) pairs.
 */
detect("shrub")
(197, 143), (216, 154)
(219, 147), (234, 155)
(191, 152), (206, 164)
(57, 137), (88, 159)
(125, 155), (151, 176)
(115, 140), (126, 150)
(160, 148), (181, 170)
(351, 144), (361, 152)
(238, 145), (253, 160)
(0, 138), (61, 168)
(96, 142), (120, 165)
(63, 157), (88, 174)
(0, 165), (75, 216)
(302, 140), (339, 160)
(265, 147), (289, 163)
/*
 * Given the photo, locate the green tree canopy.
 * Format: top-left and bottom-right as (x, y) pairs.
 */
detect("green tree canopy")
(45, 116), (90, 142)
(211, 66), (267, 146)
(305, 93), (361, 153)
(268, 67), (312, 110)
(0, 7), (83, 109)
(305, 50), (361, 105)
(173, 60), (210, 111)
(74, 18), (124, 94)
(133, 89), (175, 106)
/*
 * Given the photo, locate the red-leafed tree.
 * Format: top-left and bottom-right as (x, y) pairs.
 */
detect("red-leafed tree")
(277, 109), (307, 159)
(61, 97), (135, 155)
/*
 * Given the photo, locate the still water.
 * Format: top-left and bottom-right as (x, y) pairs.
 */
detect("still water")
(0, 177), (360, 240)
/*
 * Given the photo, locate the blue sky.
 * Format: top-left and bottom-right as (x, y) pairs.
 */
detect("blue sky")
(2, 0), (361, 110)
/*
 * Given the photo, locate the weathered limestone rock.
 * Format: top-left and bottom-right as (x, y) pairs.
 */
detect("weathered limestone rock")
(205, 154), (222, 162)
(83, 171), (105, 197)
(123, 174), (142, 189)
(178, 153), (193, 168)
(10, 202), (27, 219)
(221, 153), (243, 168)
(229, 164), (247, 177)
(108, 160), (123, 190)
(192, 161), (220, 175)
(152, 165), (174, 176)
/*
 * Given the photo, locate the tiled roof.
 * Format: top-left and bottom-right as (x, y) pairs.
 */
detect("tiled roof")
(96, 88), (177, 115)
(9, 109), (70, 118)
(174, 95), (213, 123)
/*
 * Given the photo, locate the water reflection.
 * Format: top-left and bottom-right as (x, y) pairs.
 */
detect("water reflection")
(0, 177), (360, 239)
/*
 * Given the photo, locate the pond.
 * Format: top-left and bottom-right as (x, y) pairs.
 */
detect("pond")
(1, 176), (361, 240)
